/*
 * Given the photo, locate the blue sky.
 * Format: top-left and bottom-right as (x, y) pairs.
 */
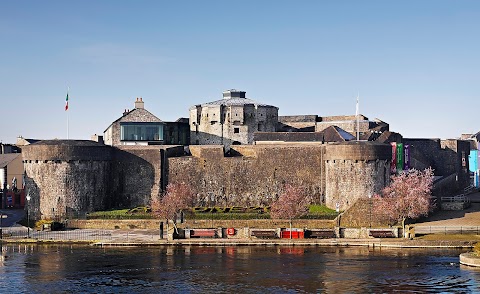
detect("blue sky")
(1, 1), (479, 144)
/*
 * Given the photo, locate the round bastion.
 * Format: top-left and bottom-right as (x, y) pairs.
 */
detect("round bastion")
(23, 140), (113, 220)
(324, 141), (392, 211)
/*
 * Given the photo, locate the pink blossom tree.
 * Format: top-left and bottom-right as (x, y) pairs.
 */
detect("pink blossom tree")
(374, 168), (435, 231)
(151, 182), (196, 234)
(270, 184), (310, 238)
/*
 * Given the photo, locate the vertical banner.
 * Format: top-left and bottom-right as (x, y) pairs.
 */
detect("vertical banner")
(469, 150), (478, 173)
(391, 142), (397, 174)
(396, 143), (404, 173)
(404, 144), (410, 170)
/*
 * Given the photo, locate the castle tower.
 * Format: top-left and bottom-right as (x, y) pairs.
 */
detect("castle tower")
(22, 140), (112, 220)
(189, 90), (278, 150)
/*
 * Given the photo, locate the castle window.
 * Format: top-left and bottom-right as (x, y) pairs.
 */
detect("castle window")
(234, 128), (240, 134)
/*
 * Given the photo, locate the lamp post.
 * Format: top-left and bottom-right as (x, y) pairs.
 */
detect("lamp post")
(26, 194), (31, 238)
(368, 193), (372, 228)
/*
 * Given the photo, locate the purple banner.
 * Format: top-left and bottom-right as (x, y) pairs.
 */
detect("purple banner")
(404, 144), (410, 170)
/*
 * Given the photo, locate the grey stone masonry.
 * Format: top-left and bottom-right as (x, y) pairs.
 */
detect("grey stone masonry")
(190, 90), (278, 149)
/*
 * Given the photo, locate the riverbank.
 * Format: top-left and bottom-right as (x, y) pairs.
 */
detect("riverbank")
(0, 228), (475, 248)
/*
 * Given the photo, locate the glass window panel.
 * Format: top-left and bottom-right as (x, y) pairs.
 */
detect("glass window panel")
(121, 123), (163, 141)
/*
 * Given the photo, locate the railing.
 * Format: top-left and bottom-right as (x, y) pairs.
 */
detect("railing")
(0, 228), (113, 241)
(415, 226), (480, 235)
(440, 195), (470, 203)
(463, 185), (475, 194)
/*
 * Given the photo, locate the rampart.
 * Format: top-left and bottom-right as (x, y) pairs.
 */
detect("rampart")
(23, 140), (391, 219)
(169, 142), (391, 210)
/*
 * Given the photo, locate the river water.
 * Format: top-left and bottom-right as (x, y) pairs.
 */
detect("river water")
(0, 244), (478, 293)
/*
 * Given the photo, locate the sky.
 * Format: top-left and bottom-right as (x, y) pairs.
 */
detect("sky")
(1, 1), (479, 144)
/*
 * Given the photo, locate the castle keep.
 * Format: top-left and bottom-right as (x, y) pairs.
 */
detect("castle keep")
(190, 90), (278, 149)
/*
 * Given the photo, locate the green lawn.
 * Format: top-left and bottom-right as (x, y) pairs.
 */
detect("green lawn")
(85, 205), (338, 220)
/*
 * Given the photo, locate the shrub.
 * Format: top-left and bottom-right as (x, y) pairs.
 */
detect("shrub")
(474, 242), (480, 257)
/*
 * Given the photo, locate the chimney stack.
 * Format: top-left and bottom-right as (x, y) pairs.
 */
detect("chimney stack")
(134, 97), (145, 109)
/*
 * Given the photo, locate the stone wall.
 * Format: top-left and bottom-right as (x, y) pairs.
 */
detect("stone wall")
(22, 140), (112, 219)
(325, 160), (389, 211)
(339, 198), (386, 228)
(23, 142), (186, 219)
(68, 218), (335, 230)
(404, 138), (471, 193)
(110, 145), (184, 208)
(169, 144), (326, 206)
(324, 142), (391, 211)
(169, 142), (391, 210)
(23, 140), (392, 219)
(441, 201), (470, 210)
(190, 101), (278, 149)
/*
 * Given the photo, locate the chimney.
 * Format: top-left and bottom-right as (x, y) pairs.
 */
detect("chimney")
(91, 134), (104, 144)
(134, 97), (145, 109)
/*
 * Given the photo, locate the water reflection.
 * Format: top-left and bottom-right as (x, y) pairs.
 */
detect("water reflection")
(0, 244), (478, 293)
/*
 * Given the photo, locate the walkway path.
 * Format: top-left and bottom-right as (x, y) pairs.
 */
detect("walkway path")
(414, 192), (480, 227)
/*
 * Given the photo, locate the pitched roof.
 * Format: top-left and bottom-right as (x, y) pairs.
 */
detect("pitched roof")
(322, 126), (355, 142)
(191, 96), (277, 109)
(104, 108), (163, 133)
(0, 153), (20, 168)
(196, 97), (267, 108)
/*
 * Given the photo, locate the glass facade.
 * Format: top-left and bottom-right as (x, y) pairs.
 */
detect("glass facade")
(120, 123), (164, 141)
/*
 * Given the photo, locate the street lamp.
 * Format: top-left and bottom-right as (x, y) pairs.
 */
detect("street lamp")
(26, 194), (31, 238)
(368, 193), (372, 228)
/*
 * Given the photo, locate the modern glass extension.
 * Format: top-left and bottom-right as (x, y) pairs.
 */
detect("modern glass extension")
(120, 122), (164, 141)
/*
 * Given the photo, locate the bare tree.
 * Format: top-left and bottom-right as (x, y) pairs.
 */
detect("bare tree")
(151, 182), (196, 234)
(270, 184), (310, 238)
(374, 168), (435, 231)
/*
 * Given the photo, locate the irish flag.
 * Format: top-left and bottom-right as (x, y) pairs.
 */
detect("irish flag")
(65, 92), (69, 111)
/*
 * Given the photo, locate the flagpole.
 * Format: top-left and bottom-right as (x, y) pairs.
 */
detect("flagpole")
(67, 86), (70, 139)
(356, 93), (360, 141)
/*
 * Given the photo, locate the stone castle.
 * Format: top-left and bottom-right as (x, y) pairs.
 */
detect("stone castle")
(20, 90), (471, 220)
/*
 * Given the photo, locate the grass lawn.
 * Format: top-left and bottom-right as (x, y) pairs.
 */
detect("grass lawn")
(84, 205), (338, 220)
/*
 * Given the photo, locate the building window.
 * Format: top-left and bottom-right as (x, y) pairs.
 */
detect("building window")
(234, 128), (240, 134)
(120, 123), (164, 141)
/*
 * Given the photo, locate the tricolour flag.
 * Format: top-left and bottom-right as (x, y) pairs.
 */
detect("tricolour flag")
(65, 92), (69, 111)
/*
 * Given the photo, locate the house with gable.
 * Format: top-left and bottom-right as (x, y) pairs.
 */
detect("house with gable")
(104, 98), (165, 146)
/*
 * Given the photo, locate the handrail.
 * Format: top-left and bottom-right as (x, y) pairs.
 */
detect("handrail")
(440, 195), (470, 203)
